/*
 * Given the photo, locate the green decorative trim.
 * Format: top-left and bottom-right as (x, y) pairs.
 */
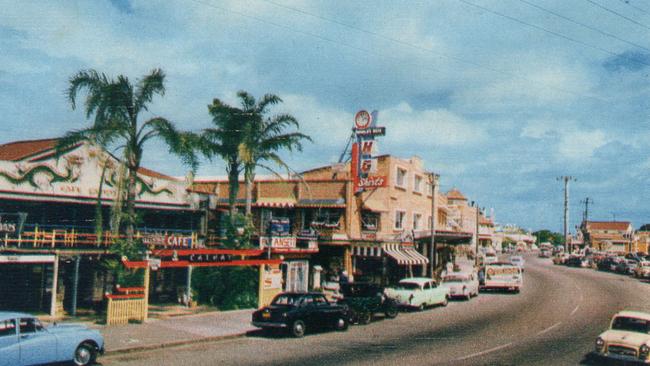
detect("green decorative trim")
(137, 175), (173, 197)
(0, 162), (79, 189)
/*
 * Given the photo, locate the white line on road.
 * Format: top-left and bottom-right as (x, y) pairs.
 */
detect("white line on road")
(536, 321), (562, 336)
(454, 342), (514, 361)
(570, 304), (580, 316)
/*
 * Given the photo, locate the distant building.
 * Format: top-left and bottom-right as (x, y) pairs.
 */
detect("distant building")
(581, 221), (634, 253)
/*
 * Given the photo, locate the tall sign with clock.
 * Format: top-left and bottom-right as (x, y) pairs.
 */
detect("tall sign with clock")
(351, 110), (387, 193)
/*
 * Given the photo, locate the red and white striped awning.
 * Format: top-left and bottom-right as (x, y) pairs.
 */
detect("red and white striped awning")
(352, 245), (382, 257)
(383, 243), (429, 266)
(255, 198), (296, 208)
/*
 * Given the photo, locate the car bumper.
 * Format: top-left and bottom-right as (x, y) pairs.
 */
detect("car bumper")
(595, 351), (650, 364)
(251, 321), (288, 329)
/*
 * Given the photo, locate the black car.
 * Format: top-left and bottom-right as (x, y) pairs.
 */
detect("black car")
(252, 292), (349, 337)
(338, 283), (399, 324)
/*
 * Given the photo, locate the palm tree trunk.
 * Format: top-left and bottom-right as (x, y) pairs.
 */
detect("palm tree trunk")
(227, 161), (240, 221)
(244, 165), (254, 217)
(125, 164), (138, 243)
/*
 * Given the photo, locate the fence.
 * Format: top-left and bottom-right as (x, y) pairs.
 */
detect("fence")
(105, 269), (150, 325)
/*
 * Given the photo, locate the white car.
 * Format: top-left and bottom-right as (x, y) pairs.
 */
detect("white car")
(440, 272), (479, 300)
(384, 278), (450, 310)
(594, 310), (650, 363)
(634, 261), (650, 279)
(510, 255), (525, 271)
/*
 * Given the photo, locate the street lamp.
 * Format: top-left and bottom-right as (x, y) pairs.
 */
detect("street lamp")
(428, 172), (440, 277)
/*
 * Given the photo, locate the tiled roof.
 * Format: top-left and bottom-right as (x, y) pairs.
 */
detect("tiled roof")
(137, 166), (179, 181)
(446, 188), (467, 201)
(0, 138), (60, 161)
(586, 221), (632, 231)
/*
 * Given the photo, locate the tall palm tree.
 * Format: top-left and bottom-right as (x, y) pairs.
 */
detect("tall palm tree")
(236, 91), (311, 217)
(59, 68), (197, 245)
(196, 98), (249, 219)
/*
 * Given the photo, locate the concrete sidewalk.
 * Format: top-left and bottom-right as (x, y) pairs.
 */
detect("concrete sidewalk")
(95, 309), (256, 355)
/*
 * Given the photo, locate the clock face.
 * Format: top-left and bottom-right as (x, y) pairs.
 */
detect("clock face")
(354, 110), (372, 129)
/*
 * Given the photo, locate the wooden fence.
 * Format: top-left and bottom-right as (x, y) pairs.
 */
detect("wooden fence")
(105, 269), (150, 325)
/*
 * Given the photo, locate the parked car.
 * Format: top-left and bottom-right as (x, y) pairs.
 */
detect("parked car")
(251, 292), (349, 337)
(338, 283), (398, 324)
(615, 259), (638, 275)
(597, 256), (618, 272)
(634, 261), (650, 279)
(553, 253), (570, 265)
(384, 278), (449, 310)
(593, 310), (650, 363)
(0, 312), (104, 366)
(440, 272), (479, 300)
(539, 249), (551, 258)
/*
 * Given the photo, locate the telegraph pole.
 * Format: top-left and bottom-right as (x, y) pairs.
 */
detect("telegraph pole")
(580, 197), (593, 222)
(557, 176), (576, 253)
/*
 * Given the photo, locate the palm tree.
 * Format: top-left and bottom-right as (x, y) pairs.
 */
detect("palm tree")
(196, 98), (249, 219)
(236, 91), (311, 217)
(59, 68), (197, 245)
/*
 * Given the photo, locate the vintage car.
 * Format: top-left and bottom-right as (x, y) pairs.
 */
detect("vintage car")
(594, 310), (650, 363)
(384, 278), (449, 310)
(552, 253), (570, 265)
(509, 255), (525, 271)
(634, 261), (650, 279)
(251, 292), (349, 338)
(479, 262), (523, 293)
(338, 283), (398, 324)
(0, 312), (104, 366)
(440, 272), (479, 300)
(538, 249), (551, 258)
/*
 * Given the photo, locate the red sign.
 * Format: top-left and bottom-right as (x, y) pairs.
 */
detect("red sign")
(354, 110), (372, 129)
(358, 176), (387, 188)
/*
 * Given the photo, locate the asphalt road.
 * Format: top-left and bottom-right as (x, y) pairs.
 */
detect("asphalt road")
(101, 255), (650, 365)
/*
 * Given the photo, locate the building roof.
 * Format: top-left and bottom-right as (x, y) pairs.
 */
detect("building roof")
(446, 188), (467, 201)
(586, 221), (632, 231)
(0, 138), (60, 161)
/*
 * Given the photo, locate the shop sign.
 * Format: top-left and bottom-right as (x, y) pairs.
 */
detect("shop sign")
(351, 110), (386, 193)
(188, 253), (233, 263)
(358, 176), (387, 188)
(354, 127), (385, 137)
(0, 255), (55, 264)
(142, 233), (192, 248)
(262, 266), (283, 290)
(361, 231), (377, 240)
(259, 236), (297, 249)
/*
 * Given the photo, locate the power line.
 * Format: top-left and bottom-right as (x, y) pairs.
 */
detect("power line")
(619, 0), (650, 17)
(257, 0), (605, 100)
(458, 0), (650, 68)
(517, 0), (650, 53)
(585, 0), (650, 32)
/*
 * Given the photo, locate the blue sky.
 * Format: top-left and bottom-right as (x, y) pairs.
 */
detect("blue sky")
(2, 0), (650, 232)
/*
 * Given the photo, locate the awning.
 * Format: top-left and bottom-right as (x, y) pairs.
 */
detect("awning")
(352, 245), (382, 257)
(362, 199), (389, 212)
(297, 199), (346, 208)
(383, 243), (429, 266)
(255, 197), (297, 208)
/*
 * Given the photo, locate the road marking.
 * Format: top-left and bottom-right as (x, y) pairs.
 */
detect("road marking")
(454, 342), (513, 361)
(536, 321), (562, 336)
(570, 304), (580, 316)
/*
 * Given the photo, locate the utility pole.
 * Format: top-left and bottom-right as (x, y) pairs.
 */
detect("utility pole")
(472, 202), (481, 266)
(580, 197), (593, 222)
(428, 172), (439, 278)
(557, 176), (576, 254)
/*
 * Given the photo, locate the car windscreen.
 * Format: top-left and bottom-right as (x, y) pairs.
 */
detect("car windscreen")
(611, 316), (650, 334)
(443, 276), (466, 283)
(396, 282), (421, 290)
(271, 294), (302, 306)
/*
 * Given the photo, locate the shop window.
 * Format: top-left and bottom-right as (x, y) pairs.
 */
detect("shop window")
(309, 209), (341, 229)
(395, 210), (406, 230)
(414, 175), (422, 193)
(396, 167), (407, 188)
(413, 213), (422, 230)
(0, 319), (16, 337)
(261, 209), (292, 235)
(361, 211), (380, 231)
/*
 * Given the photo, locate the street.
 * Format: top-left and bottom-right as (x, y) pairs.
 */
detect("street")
(101, 255), (650, 365)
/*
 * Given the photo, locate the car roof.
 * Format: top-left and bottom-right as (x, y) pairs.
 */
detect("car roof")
(399, 277), (434, 285)
(0, 312), (33, 321)
(615, 311), (650, 322)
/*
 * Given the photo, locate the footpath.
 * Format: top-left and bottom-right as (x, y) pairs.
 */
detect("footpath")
(89, 308), (256, 355)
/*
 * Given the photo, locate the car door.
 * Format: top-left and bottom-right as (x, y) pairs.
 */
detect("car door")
(18, 317), (58, 366)
(0, 318), (19, 366)
(313, 294), (336, 326)
(423, 281), (436, 305)
(430, 281), (444, 304)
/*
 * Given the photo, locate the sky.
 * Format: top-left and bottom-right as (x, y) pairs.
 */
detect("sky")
(1, 0), (650, 233)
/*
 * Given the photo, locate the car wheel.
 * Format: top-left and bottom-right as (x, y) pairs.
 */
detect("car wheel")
(291, 320), (306, 338)
(359, 312), (372, 325)
(417, 303), (425, 311)
(384, 305), (399, 319)
(465, 290), (471, 301)
(441, 296), (449, 307)
(73, 342), (96, 366)
(334, 316), (348, 331)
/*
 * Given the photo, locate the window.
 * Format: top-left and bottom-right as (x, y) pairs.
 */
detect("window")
(413, 213), (422, 230)
(414, 175), (422, 193)
(395, 210), (406, 230)
(19, 318), (42, 334)
(0, 320), (16, 337)
(396, 167), (407, 188)
(361, 211), (380, 231)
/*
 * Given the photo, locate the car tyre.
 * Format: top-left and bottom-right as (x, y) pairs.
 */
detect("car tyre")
(334, 316), (348, 331)
(359, 312), (372, 325)
(417, 303), (425, 311)
(384, 305), (398, 319)
(291, 320), (306, 338)
(73, 342), (96, 366)
(441, 296), (449, 307)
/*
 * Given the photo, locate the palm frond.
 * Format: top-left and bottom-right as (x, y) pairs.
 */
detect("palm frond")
(256, 93), (282, 114)
(134, 69), (166, 114)
(236, 91), (256, 111)
(139, 117), (200, 171)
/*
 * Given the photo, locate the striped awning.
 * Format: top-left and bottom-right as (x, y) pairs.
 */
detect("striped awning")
(255, 197), (296, 208)
(352, 245), (382, 257)
(383, 243), (429, 266)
